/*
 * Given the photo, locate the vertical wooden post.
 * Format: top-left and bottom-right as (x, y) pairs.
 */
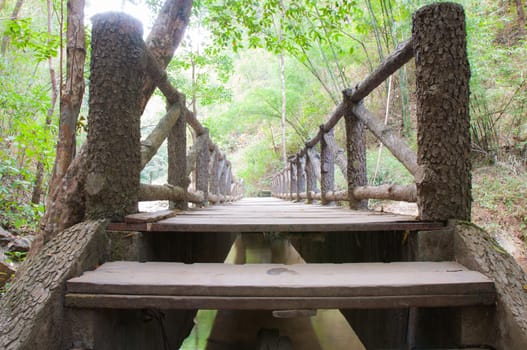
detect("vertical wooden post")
(217, 155), (226, 198)
(168, 109), (187, 210)
(225, 162), (232, 196)
(286, 168), (290, 199)
(307, 146), (321, 202)
(85, 13), (145, 220)
(296, 155), (306, 200)
(289, 158), (297, 201)
(281, 170), (287, 198)
(413, 3), (471, 221)
(345, 112), (368, 210)
(196, 131), (210, 205)
(320, 127), (335, 205)
(209, 148), (219, 198)
(305, 147), (318, 204)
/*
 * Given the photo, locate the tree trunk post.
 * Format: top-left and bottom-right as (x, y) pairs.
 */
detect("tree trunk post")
(196, 130), (210, 205)
(281, 169), (287, 198)
(413, 3), (471, 221)
(296, 155), (306, 200)
(320, 127), (335, 205)
(85, 13), (145, 221)
(223, 161), (232, 196)
(284, 169), (289, 198)
(345, 112), (368, 210)
(168, 108), (188, 210)
(289, 158), (297, 201)
(305, 146), (319, 204)
(209, 149), (219, 197)
(217, 155), (226, 197)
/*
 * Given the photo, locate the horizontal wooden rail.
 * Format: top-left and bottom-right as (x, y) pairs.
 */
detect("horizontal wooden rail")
(275, 183), (416, 203)
(302, 39), (414, 155)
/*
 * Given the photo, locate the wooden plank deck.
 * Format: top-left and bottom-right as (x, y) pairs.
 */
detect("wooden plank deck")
(107, 197), (445, 233)
(66, 261), (496, 310)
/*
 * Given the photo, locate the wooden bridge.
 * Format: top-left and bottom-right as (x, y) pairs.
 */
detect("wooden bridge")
(3, 3), (526, 350)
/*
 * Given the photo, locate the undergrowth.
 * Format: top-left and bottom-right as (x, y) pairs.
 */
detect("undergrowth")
(472, 162), (527, 245)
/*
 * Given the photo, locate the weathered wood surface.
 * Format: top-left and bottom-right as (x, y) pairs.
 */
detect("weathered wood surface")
(107, 197), (444, 233)
(124, 209), (178, 224)
(413, 3), (471, 221)
(66, 261), (495, 310)
(0, 220), (107, 350)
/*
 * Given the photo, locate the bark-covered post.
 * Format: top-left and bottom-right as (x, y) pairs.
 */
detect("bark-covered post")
(85, 13), (145, 221)
(168, 108), (187, 210)
(224, 161), (232, 196)
(296, 155), (306, 200)
(217, 155), (226, 197)
(289, 158), (297, 201)
(345, 111), (368, 210)
(413, 3), (471, 221)
(285, 168), (290, 199)
(209, 148), (219, 197)
(320, 127), (335, 205)
(196, 131), (210, 204)
(281, 170), (287, 198)
(305, 146), (318, 204)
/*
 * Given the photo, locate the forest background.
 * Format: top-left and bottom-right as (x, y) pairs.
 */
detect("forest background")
(0, 0), (526, 277)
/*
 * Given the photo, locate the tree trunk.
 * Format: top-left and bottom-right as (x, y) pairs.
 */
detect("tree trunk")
(85, 13), (145, 221)
(37, 0), (193, 250)
(305, 147), (320, 203)
(320, 129), (335, 205)
(345, 114), (368, 210)
(279, 0), (287, 167)
(209, 149), (220, 196)
(49, 0), (86, 196)
(195, 131), (210, 203)
(140, 0), (192, 111)
(296, 155), (306, 200)
(31, 0), (59, 205)
(0, 0), (24, 54)
(0, 221), (107, 350)
(289, 159), (297, 200)
(168, 109), (188, 210)
(515, 0), (526, 30)
(185, 131), (208, 177)
(413, 3), (471, 221)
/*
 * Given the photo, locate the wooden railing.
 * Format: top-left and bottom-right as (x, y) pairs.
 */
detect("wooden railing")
(139, 47), (243, 208)
(271, 3), (471, 222)
(84, 13), (242, 222)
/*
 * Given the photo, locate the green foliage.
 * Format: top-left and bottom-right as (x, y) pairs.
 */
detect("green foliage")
(0, 154), (44, 233)
(4, 251), (28, 264)
(236, 137), (281, 195)
(366, 147), (413, 186)
(0, 4), (60, 233)
(2, 17), (59, 62)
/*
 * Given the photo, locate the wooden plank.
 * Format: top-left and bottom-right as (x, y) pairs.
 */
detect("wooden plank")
(147, 221), (444, 233)
(124, 209), (178, 224)
(67, 261), (494, 298)
(107, 197), (443, 233)
(65, 293), (496, 310)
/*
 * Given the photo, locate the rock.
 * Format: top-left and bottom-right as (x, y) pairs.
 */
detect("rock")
(0, 227), (14, 246)
(8, 236), (34, 252)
